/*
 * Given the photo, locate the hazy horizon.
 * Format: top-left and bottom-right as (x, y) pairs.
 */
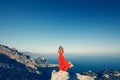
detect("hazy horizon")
(0, 0), (120, 55)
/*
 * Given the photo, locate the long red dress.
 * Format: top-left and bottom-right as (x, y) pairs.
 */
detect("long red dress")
(58, 50), (70, 71)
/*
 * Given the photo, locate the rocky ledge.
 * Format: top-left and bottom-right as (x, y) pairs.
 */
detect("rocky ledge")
(0, 44), (40, 73)
(0, 44), (57, 80)
(34, 56), (58, 68)
(51, 70), (94, 80)
(51, 69), (120, 80)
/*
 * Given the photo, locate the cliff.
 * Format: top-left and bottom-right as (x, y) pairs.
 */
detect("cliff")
(35, 56), (58, 68)
(0, 44), (40, 73)
(1, 44), (120, 80)
(51, 70), (94, 80)
(0, 44), (58, 80)
(51, 69), (120, 80)
(0, 44), (42, 80)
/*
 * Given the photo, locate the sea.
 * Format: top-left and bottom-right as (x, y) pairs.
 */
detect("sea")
(31, 53), (120, 73)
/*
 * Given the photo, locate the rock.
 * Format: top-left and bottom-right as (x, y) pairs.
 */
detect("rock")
(35, 56), (48, 67)
(0, 44), (37, 69)
(0, 44), (59, 80)
(51, 70), (95, 80)
(0, 44), (40, 74)
(0, 53), (41, 80)
(35, 56), (59, 68)
(81, 70), (97, 78)
(76, 73), (94, 80)
(48, 64), (58, 67)
(114, 73), (120, 77)
(103, 74), (109, 78)
(51, 70), (69, 80)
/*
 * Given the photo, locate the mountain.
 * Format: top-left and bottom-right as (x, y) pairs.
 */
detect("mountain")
(35, 56), (48, 67)
(0, 44), (39, 72)
(0, 44), (42, 80)
(0, 44), (57, 80)
(35, 56), (58, 68)
(0, 53), (41, 80)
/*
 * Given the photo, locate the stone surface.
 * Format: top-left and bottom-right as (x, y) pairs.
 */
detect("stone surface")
(0, 44), (38, 71)
(0, 44), (59, 80)
(35, 56), (48, 67)
(51, 70), (95, 80)
(114, 73), (120, 77)
(76, 73), (94, 80)
(103, 74), (110, 78)
(51, 70), (69, 80)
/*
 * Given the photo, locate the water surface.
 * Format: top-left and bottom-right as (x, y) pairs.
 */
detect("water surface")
(32, 53), (120, 72)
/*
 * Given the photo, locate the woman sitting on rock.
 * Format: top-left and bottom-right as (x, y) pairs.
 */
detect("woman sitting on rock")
(58, 46), (73, 71)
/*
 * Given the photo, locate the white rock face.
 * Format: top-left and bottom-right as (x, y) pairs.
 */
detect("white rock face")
(0, 44), (40, 74)
(51, 70), (69, 80)
(76, 73), (94, 80)
(114, 73), (120, 76)
(51, 70), (95, 80)
(103, 74), (109, 78)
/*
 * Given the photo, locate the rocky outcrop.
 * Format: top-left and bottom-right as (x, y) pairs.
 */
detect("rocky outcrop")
(103, 74), (109, 78)
(51, 70), (69, 80)
(0, 44), (38, 71)
(81, 70), (120, 80)
(48, 64), (58, 67)
(51, 70), (120, 80)
(114, 73), (120, 77)
(51, 70), (94, 80)
(81, 70), (97, 79)
(35, 56), (48, 67)
(0, 53), (41, 80)
(0, 44), (59, 80)
(35, 55), (58, 68)
(76, 73), (94, 80)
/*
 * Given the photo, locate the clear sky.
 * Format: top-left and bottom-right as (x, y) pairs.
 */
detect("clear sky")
(0, 0), (120, 54)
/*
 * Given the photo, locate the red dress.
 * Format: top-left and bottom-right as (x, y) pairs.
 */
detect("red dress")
(58, 51), (70, 71)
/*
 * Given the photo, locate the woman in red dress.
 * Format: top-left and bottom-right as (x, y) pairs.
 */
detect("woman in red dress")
(58, 46), (73, 71)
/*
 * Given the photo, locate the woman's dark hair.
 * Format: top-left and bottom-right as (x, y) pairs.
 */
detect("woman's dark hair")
(59, 46), (63, 50)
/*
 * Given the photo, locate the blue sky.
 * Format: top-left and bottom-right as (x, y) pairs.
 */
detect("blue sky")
(0, 0), (120, 54)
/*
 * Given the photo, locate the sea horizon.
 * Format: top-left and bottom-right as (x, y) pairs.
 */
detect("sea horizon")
(29, 53), (120, 73)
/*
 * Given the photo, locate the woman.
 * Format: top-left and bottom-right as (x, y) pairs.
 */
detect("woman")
(58, 46), (73, 71)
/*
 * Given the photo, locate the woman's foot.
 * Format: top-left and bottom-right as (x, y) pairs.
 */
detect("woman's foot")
(69, 62), (74, 68)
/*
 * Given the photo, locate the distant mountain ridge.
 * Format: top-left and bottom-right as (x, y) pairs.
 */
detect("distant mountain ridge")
(0, 44), (59, 80)
(0, 44), (42, 80)
(0, 44), (38, 71)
